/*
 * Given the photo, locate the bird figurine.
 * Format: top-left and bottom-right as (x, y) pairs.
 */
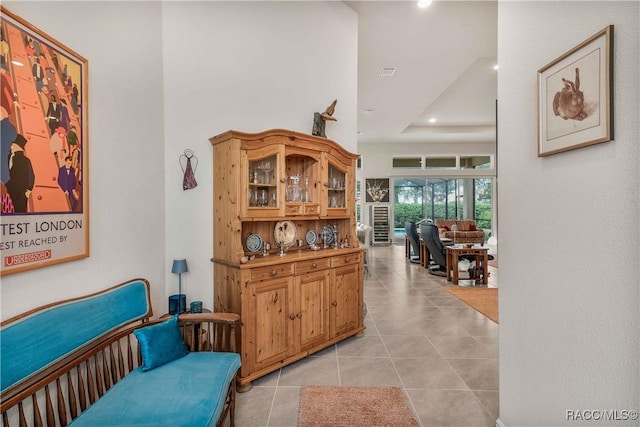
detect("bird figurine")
(321, 99), (338, 122)
(312, 99), (338, 138)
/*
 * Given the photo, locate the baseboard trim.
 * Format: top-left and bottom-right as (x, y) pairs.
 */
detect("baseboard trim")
(495, 418), (507, 427)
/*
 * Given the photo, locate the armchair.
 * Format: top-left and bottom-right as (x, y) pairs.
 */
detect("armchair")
(420, 223), (447, 273)
(405, 221), (421, 264)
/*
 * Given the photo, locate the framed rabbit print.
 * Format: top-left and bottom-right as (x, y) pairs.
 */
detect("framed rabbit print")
(538, 25), (613, 156)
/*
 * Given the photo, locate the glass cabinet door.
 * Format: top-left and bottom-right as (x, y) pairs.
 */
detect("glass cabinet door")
(323, 156), (351, 218)
(249, 155), (277, 207)
(328, 164), (346, 209)
(284, 153), (320, 217)
(244, 146), (283, 218)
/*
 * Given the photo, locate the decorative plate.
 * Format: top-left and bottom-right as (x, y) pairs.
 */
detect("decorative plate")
(305, 229), (318, 246)
(274, 221), (297, 248)
(245, 233), (263, 252)
(321, 225), (335, 244)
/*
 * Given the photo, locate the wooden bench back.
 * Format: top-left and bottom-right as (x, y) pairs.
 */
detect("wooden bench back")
(1, 279), (153, 425)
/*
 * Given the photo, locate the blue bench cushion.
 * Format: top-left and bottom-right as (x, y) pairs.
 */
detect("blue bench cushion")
(69, 352), (241, 427)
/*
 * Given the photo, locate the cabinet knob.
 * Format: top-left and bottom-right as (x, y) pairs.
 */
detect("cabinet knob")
(311, 263), (317, 268)
(289, 314), (296, 320)
(270, 269), (278, 276)
(344, 257), (350, 263)
(332, 301), (337, 307)
(296, 312), (302, 319)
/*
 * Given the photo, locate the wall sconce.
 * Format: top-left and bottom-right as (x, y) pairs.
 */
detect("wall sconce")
(169, 258), (188, 314)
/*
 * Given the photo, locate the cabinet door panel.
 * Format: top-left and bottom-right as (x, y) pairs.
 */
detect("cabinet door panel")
(247, 277), (294, 371)
(243, 145), (284, 218)
(331, 264), (361, 338)
(321, 153), (352, 217)
(296, 270), (330, 353)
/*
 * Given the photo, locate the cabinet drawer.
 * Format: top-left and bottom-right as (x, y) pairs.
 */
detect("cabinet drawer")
(250, 263), (294, 281)
(304, 204), (320, 215)
(331, 253), (361, 267)
(295, 258), (331, 274)
(285, 204), (303, 216)
(284, 203), (320, 216)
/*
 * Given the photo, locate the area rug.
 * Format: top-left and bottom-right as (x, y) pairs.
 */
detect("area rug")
(298, 386), (419, 427)
(445, 286), (499, 324)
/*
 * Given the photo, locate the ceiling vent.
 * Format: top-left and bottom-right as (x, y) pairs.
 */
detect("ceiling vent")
(379, 67), (397, 77)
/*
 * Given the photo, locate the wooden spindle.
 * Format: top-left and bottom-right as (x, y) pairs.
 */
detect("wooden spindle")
(94, 354), (104, 397)
(102, 350), (111, 391)
(87, 359), (97, 404)
(17, 401), (26, 427)
(76, 362), (89, 412)
(126, 335), (134, 371)
(68, 371), (79, 419)
(31, 393), (43, 427)
(56, 377), (68, 426)
(108, 344), (117, 384)
(116, 340), (125, 379)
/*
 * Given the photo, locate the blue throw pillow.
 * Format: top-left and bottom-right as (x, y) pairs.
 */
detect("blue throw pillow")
(133, 314), (188, 371)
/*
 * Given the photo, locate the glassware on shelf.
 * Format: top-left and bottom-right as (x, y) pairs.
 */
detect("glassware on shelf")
(250, 159), (273, 185)
(287, 175), (302, 202)
(303, 176), (311, 202)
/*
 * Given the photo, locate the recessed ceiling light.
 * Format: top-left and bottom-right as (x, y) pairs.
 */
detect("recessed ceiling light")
(364, 109), (375, 115)
(429, 117), (437, 123)
(417, 0), (432, 8)
(379, 67), (396, 77)
(493, 64), (499, 70)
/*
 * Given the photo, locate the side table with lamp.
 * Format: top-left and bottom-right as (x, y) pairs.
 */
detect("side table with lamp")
(169, 258), (188, 314)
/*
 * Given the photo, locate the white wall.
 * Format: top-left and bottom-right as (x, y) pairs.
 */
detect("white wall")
(498, 2), (639, 425)
(1, 1), (357, 319)
(161, 1), (358, 309)
(1, 2), (167, 319)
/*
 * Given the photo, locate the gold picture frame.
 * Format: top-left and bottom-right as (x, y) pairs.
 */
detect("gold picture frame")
(538, 25), (613, 156)
(1, 7), (89, 275)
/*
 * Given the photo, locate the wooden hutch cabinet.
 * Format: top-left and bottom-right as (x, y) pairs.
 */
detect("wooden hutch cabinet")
(210, 129), (364, 390)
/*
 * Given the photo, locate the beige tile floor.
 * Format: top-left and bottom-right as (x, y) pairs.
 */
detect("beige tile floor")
(232, 244), (499, 427)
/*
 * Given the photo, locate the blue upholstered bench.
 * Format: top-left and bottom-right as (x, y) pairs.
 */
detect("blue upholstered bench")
(0, 278), (241, 427)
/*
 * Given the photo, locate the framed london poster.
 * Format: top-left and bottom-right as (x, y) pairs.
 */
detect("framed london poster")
(1, 7), (89, 275)
(538, 26), (613, 156)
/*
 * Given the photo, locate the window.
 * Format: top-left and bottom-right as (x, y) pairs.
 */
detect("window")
(424, 157), (456, 169)
(391, 177), (494, 238)
(460, 155), (491, 169)
(392, 157), (421, 168)
(393, 178), (425, 227)
(473, 178), (492, 231)
(391, 155), (494, 171)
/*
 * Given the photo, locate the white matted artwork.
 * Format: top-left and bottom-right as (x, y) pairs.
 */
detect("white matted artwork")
(538, 25), (613, 156)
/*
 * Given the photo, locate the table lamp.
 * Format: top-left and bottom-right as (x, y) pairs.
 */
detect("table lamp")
(451, 224), (458, 245)
(169, 258), (188, 314)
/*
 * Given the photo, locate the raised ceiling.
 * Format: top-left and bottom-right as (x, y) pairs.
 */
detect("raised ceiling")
(346, 1), (498, 145)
